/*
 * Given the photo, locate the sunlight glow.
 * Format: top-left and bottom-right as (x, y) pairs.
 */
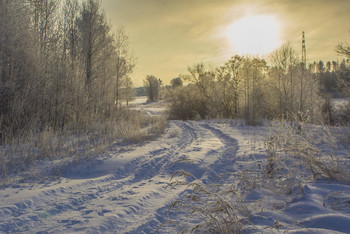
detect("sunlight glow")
(226, 15), (282, 55)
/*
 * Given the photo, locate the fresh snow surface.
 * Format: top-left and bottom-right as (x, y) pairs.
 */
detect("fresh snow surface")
(1, 98), (350, 233)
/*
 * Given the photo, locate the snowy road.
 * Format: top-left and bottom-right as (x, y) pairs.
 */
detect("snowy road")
(1, 110), (350, 233)
(0, 120), (248, 233)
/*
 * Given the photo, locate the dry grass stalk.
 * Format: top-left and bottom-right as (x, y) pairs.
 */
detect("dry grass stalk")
(161, 120), (349, 233)
(163, 169), (253, 233)
(0, 109), (167, 185)
(265, 121), (350, 184)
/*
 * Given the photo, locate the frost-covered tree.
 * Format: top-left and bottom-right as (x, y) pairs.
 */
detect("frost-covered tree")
(114, 28), (135, 107)
(170, 77), (183, 88)
(61, 0), (80, 69)
(0, 0), (40, 135)
(336, 43), (350, 59)
(267, 43), (322, 122)
(336, 42), (350, 96)
(76, 0), (118, 115)
(239, 57), (267, 125)
(0, 0), (135, 139)
(144, 75), (162, 102)
(216, 55), (243, 118)
(120, 76), (134, 106)
(269, 43), (299, 119)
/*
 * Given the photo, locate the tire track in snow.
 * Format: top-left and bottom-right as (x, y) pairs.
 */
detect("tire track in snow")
(129, 121), (240, 233)
(199, 122), (240, 178)
(0, 121), (241, 233)
(0, 121), (198, 233)
(113, 121), (202, 232)
(114, 121), (197, 182)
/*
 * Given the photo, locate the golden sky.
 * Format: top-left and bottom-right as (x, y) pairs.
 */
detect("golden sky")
(101, 0), (350, 86)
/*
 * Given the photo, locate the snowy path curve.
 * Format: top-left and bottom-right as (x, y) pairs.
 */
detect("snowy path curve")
(0, 121), (240, 233)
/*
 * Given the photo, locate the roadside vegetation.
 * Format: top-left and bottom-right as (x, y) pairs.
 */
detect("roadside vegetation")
(160, 36), (350, 233)
(0, 0), (166, 185)
(162, 120), (350, 233)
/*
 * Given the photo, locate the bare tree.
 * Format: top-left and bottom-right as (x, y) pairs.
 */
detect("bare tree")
(240, 57), (267, 125)
(170, 77), (183, 88)
(184, 63), (215, 101)
(144, 75), (162, 102)
(76, 0), (117, 115)
(120, 76), (134, 106)
(0, 0), (40, 135)
(269, 43), (300, 119)
(217, 55), (243, 118)
(1, 0), (136, 138)
(336, 43), (350, 59)
(268, 43), (322, 122)
(62, 0), (80, 69)
(114, 28), (135, 107)
(30, 0), (60, 51)
(336, 41), (350, 96)
(77, 0), (100, 89)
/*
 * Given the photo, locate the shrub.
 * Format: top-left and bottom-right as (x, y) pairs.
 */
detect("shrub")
(322, 95), (336, 125)
(334, 100), (350, 126)
(168, 85), (209, 120)
(264, 121), (350, 185)
(162, 170), (250, 233)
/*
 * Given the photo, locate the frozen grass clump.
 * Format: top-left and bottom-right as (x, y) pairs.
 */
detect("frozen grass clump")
(264, 121), (350, 184)
(0, 109), (167, 186)
(161, 170), (251, 233)
(161, 120), (350, 233)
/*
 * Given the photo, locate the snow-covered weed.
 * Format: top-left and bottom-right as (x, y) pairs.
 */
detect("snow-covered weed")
(147, 116), (167, 136)
(335, 100), (350, 126)
(33, 127), (61, 160)
(162, 170), (250, 233)
(265, 121), (350, 183)
(114, 118), (143, 142)
(0, 109), (167, 185)
(161, 120), (349, 233)
(114, 111), (167, 142)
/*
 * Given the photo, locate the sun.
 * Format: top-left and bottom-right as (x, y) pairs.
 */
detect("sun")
(225, 15), (282, 55)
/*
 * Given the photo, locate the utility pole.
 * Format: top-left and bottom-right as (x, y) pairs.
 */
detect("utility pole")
(299, 31), (306, 121)
(302, 31), (306, 68)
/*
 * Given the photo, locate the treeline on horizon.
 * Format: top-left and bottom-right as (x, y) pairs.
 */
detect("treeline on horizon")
(0, 0), (135, 140)
(161, 43), (350, 125)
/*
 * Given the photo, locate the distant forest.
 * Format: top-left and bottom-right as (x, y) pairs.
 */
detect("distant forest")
(163, 43), (350, 125)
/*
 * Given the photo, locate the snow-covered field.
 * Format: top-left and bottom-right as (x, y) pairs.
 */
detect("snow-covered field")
(1, 98), (350, 233)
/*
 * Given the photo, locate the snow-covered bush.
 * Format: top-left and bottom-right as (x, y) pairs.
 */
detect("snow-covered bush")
(168, 85), (209, 120)
(162, 170), (250, 233)
(264, 121), (350, 185)
(334, 100), (350, 126)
